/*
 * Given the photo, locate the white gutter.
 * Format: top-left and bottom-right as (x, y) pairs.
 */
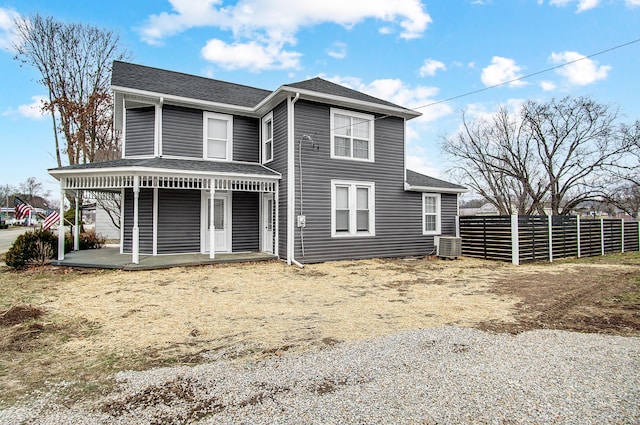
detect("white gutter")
(404, 182), (469, 194)
(287, 93), (300, 266)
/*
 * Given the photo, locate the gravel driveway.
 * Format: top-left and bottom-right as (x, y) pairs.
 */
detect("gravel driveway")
(2, 326), (638, 424)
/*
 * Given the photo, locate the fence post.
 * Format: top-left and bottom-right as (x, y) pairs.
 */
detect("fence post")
(621, 219), (625, 253)
(600, 218), (605, 256)
(548, 215), (553, 262)
(576, 215), (581, 258)
(511, 214), (520, 266)
(455, 215), (460, 238)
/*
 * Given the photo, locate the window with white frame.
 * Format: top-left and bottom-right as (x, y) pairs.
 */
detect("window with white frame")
(204, 112), (233, 160)
(331, 180), (375, 237)
(422, 193), (441, 235)
(330, 108), (374, 162)
(262, 112), (273, 164)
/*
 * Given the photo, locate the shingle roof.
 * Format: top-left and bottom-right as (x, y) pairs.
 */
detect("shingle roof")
(50, 157), (280, 178)
(111, 61), (272, 108)
(285, 77), (408, 110)
(406, 169), (467, 191)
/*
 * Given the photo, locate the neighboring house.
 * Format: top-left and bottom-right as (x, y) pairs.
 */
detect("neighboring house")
(49, 61), (467, 265)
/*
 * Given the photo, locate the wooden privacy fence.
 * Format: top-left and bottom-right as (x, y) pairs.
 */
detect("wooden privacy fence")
(459, 215), (640, 265)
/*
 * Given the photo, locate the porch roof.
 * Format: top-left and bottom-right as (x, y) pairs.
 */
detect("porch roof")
(49, 157), (281, 192)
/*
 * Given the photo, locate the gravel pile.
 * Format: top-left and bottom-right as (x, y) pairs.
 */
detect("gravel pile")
(2, 327), (639, 424)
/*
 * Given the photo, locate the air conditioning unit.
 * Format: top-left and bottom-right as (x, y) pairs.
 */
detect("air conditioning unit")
(434, 236), (462, 259)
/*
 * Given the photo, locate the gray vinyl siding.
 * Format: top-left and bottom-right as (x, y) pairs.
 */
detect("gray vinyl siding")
(265, 101), (289, 258)
(233, 116), (259, 162)
(292, 100), (452, 263)
(124, 107), (155, 157)
(157, 189), (201, 254)
(162, 105), (202, 158)
(441, 194), (458, 236)
(232, 192), (259, 251)
(122, 188), (153, 254)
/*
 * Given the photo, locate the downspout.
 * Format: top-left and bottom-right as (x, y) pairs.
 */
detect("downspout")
(287, 92), (304, 267)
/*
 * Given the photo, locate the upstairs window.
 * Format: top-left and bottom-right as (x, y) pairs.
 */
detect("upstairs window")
(204, 112), (233, 161)
(422, 193), (441, 235)
(331, 180), (375, 237)
(262, 112), (273, 164)
(330, 108), (374, 162)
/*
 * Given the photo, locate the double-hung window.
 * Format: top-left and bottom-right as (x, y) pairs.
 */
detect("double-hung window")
(262, 112), (273, 164)
(330, 108), (374, 162)
(331, 180), (375, 237)
(422, 193), (441, 235)
(204, 112), (233, 161)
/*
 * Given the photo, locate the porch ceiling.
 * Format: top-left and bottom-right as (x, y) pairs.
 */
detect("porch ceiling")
(49, 157), (281, 193)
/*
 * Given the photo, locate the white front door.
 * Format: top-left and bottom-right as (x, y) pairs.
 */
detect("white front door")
(203, 192), (231, 253)
(262, 193), (274, 253)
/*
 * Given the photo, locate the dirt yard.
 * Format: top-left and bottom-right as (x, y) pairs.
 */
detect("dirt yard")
(1, 253), (639, 405)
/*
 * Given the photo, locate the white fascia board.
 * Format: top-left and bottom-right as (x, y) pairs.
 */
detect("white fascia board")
(112, 86), (258, 116)
(265, 86), (422, 120)
(49, 166), (281, 181)
(404, 182), (469, 194)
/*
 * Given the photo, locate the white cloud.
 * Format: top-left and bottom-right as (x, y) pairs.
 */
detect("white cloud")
(201, 38), (302, 70)
(550, 50), (611, 85)
(419, 58), (446, 77)
(548, 0), (600, 12)
(327, 41), (347, 59)
(406, 150), (444, 178)
(625, 0), (640, 6)
(540, 80), (557, 91)
(3, 95), (48, 120)
(481, 56), (527, 88)
(140, 0), (431, 70)
(0, 7), (20, 52)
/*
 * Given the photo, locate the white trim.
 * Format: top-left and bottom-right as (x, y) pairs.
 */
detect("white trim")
(261, 111), (274, 164)
(261, 192), (275, 253)
(152, 187), (158, 255)
(203, 111), (233, 161)
(330, 107), (375, 163)
(155, 100), (163, 157)
(422, 193), (441, 235)
(58, 183), (65, 261)
(113, 84), (422, 121)
(119, 188), (125, 254)
(330, 180), (376, 238)
(121, 96), (127, 159)
(404, 182), (469, 194)
(287, 94), (299, 264)
(112, 86), (256, 115)
(50, 166), (281, 181)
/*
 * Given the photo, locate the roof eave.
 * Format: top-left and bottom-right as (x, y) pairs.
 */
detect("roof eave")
(257, 85), (422, 120)
(111, 85), (259, 117)
(49, 164), (281, 181)
(404, 182), (468, 194)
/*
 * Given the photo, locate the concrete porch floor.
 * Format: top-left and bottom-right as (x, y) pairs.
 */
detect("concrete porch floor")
(52, 247), (278, 270)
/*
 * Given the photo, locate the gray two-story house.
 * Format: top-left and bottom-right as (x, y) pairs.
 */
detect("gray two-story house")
(49, 61), (466, 266)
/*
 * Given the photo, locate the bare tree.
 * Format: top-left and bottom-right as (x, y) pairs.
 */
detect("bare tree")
(18, 177), (45, 200)
(0, 185), (17, 208)
(443, 97), (635, 215)
(442, 107), (544, 214)
(12, 14), (129, 167)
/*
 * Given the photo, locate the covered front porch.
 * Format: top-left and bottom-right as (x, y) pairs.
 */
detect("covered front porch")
(53, 247), (277, 270)
(49, 158), (281, 265)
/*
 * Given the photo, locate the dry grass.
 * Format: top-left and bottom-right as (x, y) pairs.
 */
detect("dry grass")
(0, 254), (638, 406)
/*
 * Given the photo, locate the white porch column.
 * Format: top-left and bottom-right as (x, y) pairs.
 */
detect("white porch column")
(209, 182), (215, 259)
(73, 192), (80, 251)
(57, 182), (65, 261)
(274, 183), (279, 257)
(132, 175), (140, 264)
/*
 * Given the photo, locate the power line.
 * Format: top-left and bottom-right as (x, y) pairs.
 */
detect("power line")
(409, 37), (640, 112)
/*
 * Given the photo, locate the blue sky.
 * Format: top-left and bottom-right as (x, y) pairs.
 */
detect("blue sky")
(1, 0), (639, 200)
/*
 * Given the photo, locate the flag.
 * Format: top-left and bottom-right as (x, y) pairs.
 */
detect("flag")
(43, 210), (61, 231)
(14, 197), (32, 220)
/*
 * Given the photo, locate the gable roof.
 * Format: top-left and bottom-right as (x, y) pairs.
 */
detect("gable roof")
(111, 61), (272, 108)
(111, 61), (420, 119)
(285, 77), (406, 110)
(405, 169), (467, 193)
